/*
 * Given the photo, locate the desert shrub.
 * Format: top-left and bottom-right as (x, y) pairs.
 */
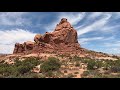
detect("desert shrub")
(20, 72), (46, 78)
(75, 62), (80, 67)
(105, 60), (115, 67)
(45, 71), (62, 78)
(17, 66), (30, 74)
(103, 71), (110, 75)
(14, 57), (40, 67)
(0, 63), (15, 76)
(103, 60), (120, 73)
(103, 63), (110, 70)
(68, 56), (72, 59)
(64, 70), (67, 73)
(14, 57), (41, 74)
(93, 73), (103, 78)
(114, 60), (120, 66)
(38, 73), (46, 78)
(66, 73), (74, 78)
(87, 60), (96, 70)
(53, 71), (62, 78)
(59, 54), (65, 59)
(110, 66), (120, 73)
(81, 71), (90, 77)
(74, 72), (79, 74)
(81, 59), (90, 64)
(87, 60), (103, 70)
(99, 74), (120, 78)
(72, 55), (81, 61)
(82, 70), (103, 78)
(40, 57), (61, 72)
(95, 61), (103, 68)
(15, 73), (39, 78)
(0, 57), (41, 78)
(29, 73), (40, 78)
(0, 60), (5, 64)
(45, 71), (54, 77)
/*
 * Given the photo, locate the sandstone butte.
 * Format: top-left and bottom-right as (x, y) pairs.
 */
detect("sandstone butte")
(13, 18), (115, 59)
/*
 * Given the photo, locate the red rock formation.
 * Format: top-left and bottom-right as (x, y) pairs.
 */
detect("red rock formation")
(13, 18), (81, 54)
(34, 34), (43, 44)
(13, 43), (25, 54)
(24, 41), (35, 51)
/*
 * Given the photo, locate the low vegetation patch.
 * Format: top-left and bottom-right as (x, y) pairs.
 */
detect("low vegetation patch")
(0, 55), (120, 78)
(40, 57), (61, 72)
(0, 57), (41, 78)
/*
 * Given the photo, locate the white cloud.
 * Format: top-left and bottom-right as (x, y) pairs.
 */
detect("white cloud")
(103, 36), (115, 41)
(79, 37), (104, 44)
(0, 29), (36, 54)
(0, 44), (14, 54)
(104, 47), (120, 54)
(104, 41), (120, 47)
(100, 25), (120, 33)
(77, 13), (112, 36)
(0, 12), (30, 26)
(113, 12), (120, 19)
(98, 41), (120, 54)
(88, 12), (103, 19)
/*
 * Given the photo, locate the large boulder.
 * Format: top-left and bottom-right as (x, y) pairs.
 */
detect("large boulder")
(24, 41), (35, 50)
(34, 34), (43, 44)
(42, 32), (52, 43)
(13, 43), (25, 54)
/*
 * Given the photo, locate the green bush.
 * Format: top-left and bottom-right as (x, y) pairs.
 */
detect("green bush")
(87, 60), (96, 70)
(59, 54), (65, 59)
(95, 61), (103, 68)
(105, 60), (116, 67)
(75, 62), (80, 67)
(82, 70), (103, 78)
(72, 55), (81, 61)
(15, 73), (40, 78)
(74, 72), (79, 74)
(81, 71), (90, 77)
(14, 57), (41, 74)
(87, 60), (103, 70)
(114, 60), (120, 66)
(103, 62), (110, 70)
(110, 66), (120, 73)
(66, 73), (74, 78)
(40, 57), (61, 72)
(0, 57), (41, 78)
(17, 66), (30, 74)
(81, 59), (90, 64)
(45, 71), (54, 77)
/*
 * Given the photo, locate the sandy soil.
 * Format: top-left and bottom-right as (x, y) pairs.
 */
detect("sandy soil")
(96, 57), (118, 60)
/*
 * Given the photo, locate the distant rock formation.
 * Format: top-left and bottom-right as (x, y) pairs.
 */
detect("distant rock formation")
(13, 18), (81, 55)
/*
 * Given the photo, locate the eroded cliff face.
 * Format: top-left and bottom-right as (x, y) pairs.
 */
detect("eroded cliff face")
(13, 18), (81, 55)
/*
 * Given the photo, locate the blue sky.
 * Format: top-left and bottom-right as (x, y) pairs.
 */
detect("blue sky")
(0, 12), (120, 54)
